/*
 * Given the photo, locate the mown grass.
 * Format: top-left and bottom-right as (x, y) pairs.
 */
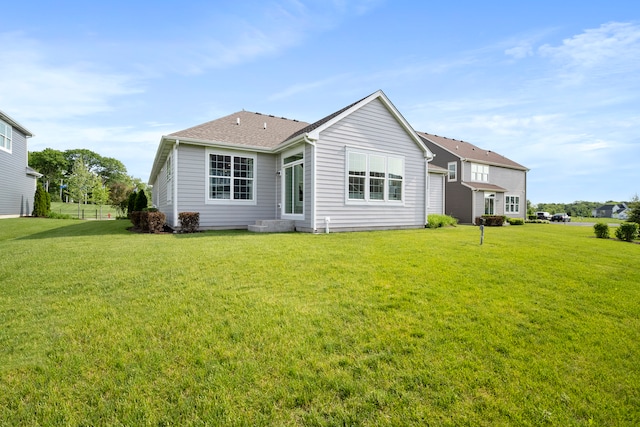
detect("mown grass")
(50, 201), (118, 219)
(0, 219), (638, 425)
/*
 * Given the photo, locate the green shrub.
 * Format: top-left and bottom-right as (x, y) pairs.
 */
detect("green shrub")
(593, 222), (609, 239)
(426, 214), (457, 228)
(47, 211), (72, 220)
(32, 182), (51, 217)
(134, 189), (148, 212)
(127, 192), (136, 218)
(507, 217), (525, 225)
(614, 222), (638, 242)
(179, 212), (200, 233)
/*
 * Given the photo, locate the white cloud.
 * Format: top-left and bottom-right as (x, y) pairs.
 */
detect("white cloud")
(0, 32), (141, 122)
(538, 21), (640, 85)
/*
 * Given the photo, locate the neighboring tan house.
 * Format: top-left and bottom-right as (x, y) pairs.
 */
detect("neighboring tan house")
(593, 203), (629, 219)
(0, 109), (42, 218)
(149, 90), (438, 232)
(418, 132), (528, 224)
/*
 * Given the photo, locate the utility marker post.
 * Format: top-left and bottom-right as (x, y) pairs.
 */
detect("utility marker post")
(479, 224), (485, 245)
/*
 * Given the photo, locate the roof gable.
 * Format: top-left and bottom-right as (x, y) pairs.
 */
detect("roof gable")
(283, 90), (432, 158)
(0, 109), (33, 137)
(418, 132), (527, 171)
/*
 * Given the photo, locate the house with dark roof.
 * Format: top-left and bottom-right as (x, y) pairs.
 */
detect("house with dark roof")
(593, 203), (629, 219)
(418, 132), (528, 224)
(0, 109), (42, 218)
(149, 90), (440, 232)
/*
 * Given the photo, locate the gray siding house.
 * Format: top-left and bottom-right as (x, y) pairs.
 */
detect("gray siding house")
(418, 132), (528, 224)
(0, 109), (41, 218)
(148, 90), (437, 232)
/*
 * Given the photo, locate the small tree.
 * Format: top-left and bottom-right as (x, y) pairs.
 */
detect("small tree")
(134, 189), (148, 212)
(127, 191), (137, 218)
(627, 194), (640, 225)
(32, 181), (51, 217)
(92, 182), (110, 219)
(68, 158), (96, 217)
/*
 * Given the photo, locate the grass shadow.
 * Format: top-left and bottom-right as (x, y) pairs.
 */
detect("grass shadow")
(16, 219), (133, 240)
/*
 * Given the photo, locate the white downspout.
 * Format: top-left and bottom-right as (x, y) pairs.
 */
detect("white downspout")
(303, 136), (317, 233)
(173, 140), (179, 228)
(425, 156), (432, 226)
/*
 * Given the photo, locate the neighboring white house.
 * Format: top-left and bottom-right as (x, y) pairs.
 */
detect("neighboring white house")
(148, 90), (439, 232)
(0, 109), (42, 218)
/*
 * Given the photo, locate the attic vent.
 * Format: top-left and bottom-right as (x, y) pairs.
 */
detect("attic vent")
(236, 117), (240, 125)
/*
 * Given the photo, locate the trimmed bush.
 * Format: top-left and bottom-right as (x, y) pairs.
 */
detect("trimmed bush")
(145, 211), (166, 233)
(179, 212), (200, 233)
(476, 215), (506, 226)
(615, 222), (638, 242)
(130, 211), (143, 230)
(593, 222), (609, 239)
(507, 217), (525, 225)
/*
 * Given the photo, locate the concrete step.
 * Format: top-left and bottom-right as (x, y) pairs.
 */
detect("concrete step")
(248, 220), (295, 233)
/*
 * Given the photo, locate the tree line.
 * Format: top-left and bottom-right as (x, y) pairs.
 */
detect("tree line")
(29, 148), (146, 216)
(530, 197), (640, 222)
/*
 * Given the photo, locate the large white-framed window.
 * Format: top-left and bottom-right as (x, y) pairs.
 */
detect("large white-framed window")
(165, 154), (172, 202)
(505, 195), (520, 213)
(447, 162), (457, 182)
(346, 149), (404, 203)
(206, 149), (256, 204)
(471, 163), (489, 182)
(0, 119), (12, 153)
(282, 150), (304, 216)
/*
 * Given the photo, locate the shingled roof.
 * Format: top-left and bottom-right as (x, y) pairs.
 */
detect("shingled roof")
(417, 132), (527, 171)
(169, 111), (309, 149)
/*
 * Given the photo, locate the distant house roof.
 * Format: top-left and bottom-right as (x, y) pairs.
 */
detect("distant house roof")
(417, 132), (527, 171)
(0, 109), (34, 137)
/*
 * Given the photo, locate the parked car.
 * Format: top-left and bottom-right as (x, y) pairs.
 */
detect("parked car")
(551, 213), (571, 222)
(536, 211), (551, 220)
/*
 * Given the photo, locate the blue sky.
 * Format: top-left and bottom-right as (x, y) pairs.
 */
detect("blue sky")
(2, 0), (638, 204)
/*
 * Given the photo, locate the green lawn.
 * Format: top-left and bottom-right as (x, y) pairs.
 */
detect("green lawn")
(0, 219), (638, 425)
(50, 201), (118, 219)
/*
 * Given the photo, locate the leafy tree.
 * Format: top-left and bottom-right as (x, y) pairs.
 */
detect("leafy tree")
(32, 181), (51, 217)
(68, 158), (99, 215)
(627, 194), (640, 225)
(28, 148), (67, 194)
(64, 149), (128, 186)
(109, 182), (133, 217)
(92, 182), (110, 220)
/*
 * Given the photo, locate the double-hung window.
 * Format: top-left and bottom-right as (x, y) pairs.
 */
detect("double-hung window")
(0, 120), (11, 152)
(447, 162), (457, 181)
(347, 150), (404, 202)
(471, 163), (489, 182)
(505, 195), (520, 213)
(207, 151), (255, 202)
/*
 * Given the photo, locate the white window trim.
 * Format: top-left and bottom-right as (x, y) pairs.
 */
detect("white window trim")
(204, 148), (257, 205)
(471, 163), (489, 182)
(344, 147), (405, 205)
(281, 147), (305, 219)
(447, 162), (457, 182)
(505, 195), (520, 214)
(0, 120), (12, 153)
